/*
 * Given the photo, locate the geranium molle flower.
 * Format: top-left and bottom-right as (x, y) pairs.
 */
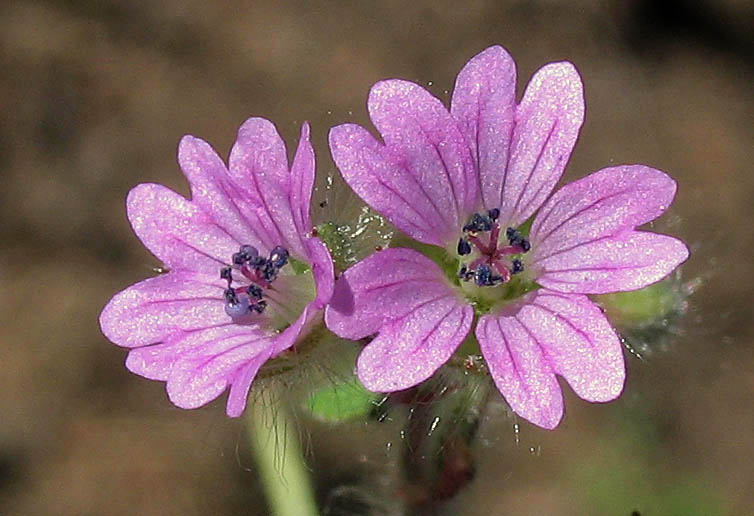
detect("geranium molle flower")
(325, 46), (689, 429)
(99, 118), (334, 417)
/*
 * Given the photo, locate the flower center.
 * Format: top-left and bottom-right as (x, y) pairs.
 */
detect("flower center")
(456, 209), (530, 287)
(219, 244), (289, 320)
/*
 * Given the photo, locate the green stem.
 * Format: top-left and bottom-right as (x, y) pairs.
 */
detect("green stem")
(248, 398), (319, 516)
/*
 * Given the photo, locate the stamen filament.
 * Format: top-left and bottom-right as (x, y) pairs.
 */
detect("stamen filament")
(456, 212), (531, 288)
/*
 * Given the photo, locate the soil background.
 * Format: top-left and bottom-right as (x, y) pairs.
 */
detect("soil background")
(1, 1), (753, 515)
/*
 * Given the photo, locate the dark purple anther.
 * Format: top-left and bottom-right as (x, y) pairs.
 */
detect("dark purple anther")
(458, 265), (474, 282)
(474, 264), (495, 286)
(269, 246), (289, 268)
(247, 284), (263, 300)
(233, 244), (259, 265)
(232, 251), (246, 265)
(261, 261), (278, 282)
(487, 208), (500, 221)
(457, 238), (472, 256)
(220, 243), (287, 319)
(240, 245), (258, 259)
(511, 258), (524, 275)
(224, 288), (239, 305)
(463, 213), (493, 233)
(505, 228), (531, 253)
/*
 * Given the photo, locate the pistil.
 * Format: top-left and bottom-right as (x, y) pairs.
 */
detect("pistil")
(456, 210), (530, 288)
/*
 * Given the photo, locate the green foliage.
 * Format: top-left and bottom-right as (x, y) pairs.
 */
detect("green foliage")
(598, 279), (679, 328)
(305, 377), (380, 423)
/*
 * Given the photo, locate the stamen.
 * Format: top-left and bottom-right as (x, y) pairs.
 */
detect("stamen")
(224, 288), (239, 305)
(506, 227), (531, 252)
(488, 224), (500, 250)
(457, 238), (472, 256)
(456, 212), (531, 288)
(220, 244), (290, 319)
(491, 260), (512, 283)
(269, 246), (289, 268)
(463, 213), (493, 233)
(474, 264), (503, 286)
(247, 284), (263, 300)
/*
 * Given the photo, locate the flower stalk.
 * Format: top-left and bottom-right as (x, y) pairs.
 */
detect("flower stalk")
(398, 367), (491, 511)
(248, 396), (319, 516)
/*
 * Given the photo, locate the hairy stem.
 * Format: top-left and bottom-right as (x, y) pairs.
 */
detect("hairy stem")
(248, 398), (318, 516)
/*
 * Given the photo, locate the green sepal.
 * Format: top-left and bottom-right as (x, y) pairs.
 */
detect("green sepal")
(597, 278), (680, 329)
(305, 376), (381, 423)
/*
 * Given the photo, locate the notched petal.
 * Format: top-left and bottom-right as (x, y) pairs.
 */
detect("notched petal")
(126, 183), (239, 273)
(530, 164), (678, 260)
(477, 290), (626, 429)
(166, 330), (273, 413)
(476, 310), (564, 429)
(329, 123), (449, 246)
(451, 45), (517, 211)
(357, 297), (473, 392)
(499, 61), (584, 227)
(229, 117), (306, 257)
(325, 248), (457, 340)
(537, 231), (690, 294)
(99, 272), (226, 349)
(519, 291), (625, 402)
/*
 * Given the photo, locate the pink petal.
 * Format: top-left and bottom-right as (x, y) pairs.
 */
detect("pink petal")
(125, 324), (266, 381)
(305, 236), (336, 310)
(166, 329), (273, 412)
(228, 118), (306, 257)
(272, 237), (335, 354)
(325, 248), (459, 340)
(126, 184), (239, 274)
(536, 230), (689, 293)
(517, 292), (624, 402)
(330, 78), (479, 247)
(226, 353), (270, 417)
(451, 45), (517, 211)
(499, 62), (584, 227)
(329, 124), (450, 246)
(530, 165), (679, 261)
(125, 342), (178, 381)
(368, 80), (477, 223)
(290, 122), (315, 236)
(99, 272), (227, 349)
(476, 308), (564, 429)
(357, 296), (474, 392)
(178, 135), (276, 252)
(477, 290), (626, 429)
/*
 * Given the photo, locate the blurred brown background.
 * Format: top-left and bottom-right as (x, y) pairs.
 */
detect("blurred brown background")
(1, 1), (753, 514)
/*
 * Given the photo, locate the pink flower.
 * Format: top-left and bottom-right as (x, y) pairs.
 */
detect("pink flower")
(325, 46), (689, 429)
(100, 118), (334, 417)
